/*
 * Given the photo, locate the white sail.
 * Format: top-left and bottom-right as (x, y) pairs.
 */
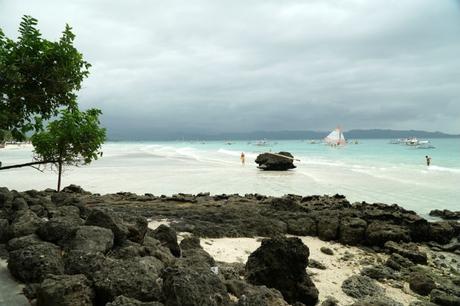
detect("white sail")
(324, 128), (346, 145)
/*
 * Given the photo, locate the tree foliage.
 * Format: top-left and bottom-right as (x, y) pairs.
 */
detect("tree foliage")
(0, 15), (91, 140)
(31, 108), (106, 191)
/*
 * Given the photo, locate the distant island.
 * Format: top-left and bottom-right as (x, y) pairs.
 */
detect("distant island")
(108, 129), (460, 141)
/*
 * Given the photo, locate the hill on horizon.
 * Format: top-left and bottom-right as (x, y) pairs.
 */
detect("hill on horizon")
(107, 129), (460, 141)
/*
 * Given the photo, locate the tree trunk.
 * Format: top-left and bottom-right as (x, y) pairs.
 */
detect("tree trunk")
(57, 161), (62, 192)
(0, 160), (55, 170)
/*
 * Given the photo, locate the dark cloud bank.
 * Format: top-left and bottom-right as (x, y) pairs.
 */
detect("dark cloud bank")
(1, 0), (460, 139)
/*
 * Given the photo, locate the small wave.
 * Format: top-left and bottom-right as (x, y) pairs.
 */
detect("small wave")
(427, 165), (460, 174)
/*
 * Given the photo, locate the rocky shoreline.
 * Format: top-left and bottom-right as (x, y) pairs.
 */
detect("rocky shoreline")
(0, 185), (459, 306)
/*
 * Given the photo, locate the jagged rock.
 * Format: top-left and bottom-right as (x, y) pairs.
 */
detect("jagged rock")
(339, 217), (367, 245)
(245, 237), (318, 305)
(430, 289), (460, 306)
(162, 265), (231, 306)
(216, 261), (245, 281)
(409, 301), (438, 306)
(119, 214), (148, 243)
(66, 225), (114, 254)
(255, 152), (296, 171)
(409, 272), (435, 296)
(237, 285), (289, 306)
(85, 208), (129, 244)
(350, 295), (403, 306)
(37, 274), (94, 306)
(429, 209), (460, 220)
(320, 247), (334, 255)
(341, 275), (384, 299)
(61, 184), (86, 194)
(8, 242), (64, 282)
(384, 241), (427, 265)
(361, 265), (399, 281)
(151, 225), (181, 257)
(179, 236), (201, 250)
(0, 218), (9, 242)
(37, 216), (83, 244)
(107, 295), (164, 306)
(12, 197), (28, 210)
(385, 253), (414, 271)
(142, 236), (176, 265)
(93, 256), (164, 304)
(270, 197), (304, 212)
(9, 209), (44, 238)
(309, 259), (327, 270)
(0, 187), (13, 208)
(286, 217), (317, 236)
(429, 222), (455, 244)
(63, 250), (107, 280)
(6, 233), (43, 251)
(321, 296), (339, 306)
(317, 216), (339, 241)
(366, 222), (411, 246)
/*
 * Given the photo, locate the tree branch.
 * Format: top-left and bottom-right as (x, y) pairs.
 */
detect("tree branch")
(0, 160), (56, 170)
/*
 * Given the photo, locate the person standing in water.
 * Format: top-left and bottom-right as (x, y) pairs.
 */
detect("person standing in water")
(425, 155), (432, 166)
(240, 152), (245, 165)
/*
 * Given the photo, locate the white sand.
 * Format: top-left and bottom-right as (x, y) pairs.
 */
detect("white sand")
(201, 236), (418, 305)
(147, 221), (418, 304)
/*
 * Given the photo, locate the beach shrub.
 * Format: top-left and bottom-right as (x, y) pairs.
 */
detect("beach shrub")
(31, 108), (106, 191)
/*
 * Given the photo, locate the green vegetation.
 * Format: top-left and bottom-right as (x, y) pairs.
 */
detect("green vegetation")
(0, 16), (105, 191)
(0, 15), (90, 141)
(32, 108), (106, 191)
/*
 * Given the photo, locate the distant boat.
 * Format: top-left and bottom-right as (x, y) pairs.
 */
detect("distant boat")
(324, 127), (346, 146)
(254, 139), (270, 146)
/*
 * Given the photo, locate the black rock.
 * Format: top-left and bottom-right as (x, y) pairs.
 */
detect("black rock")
(107, 295), (164, 306)
(0, 218), (9, 243)
(339, 217), (367, 245)
(384, 241), (427, 265)
(162, 265), (231, 306)
(66, 225), (114, 254)
(429, 222), (455, 244)
(179, 236), (201, 250)
(92, 256), (164, 304)
(37, 216), (83, 244)
(37, 274), (94, 306)
(152, 225), (181, 257)
(63, 250), (108, 280)
(286, 217), (317, 236)
(385, 253), (414, 271)
(85, 208), (129, 244)
(9, 209), (44, 238)
(341, 275), (384, 299)
(6, 234), (43, 251)
(237, 285), (289, 306)
(8, 242), (64, 282)
(255, 152), (296, 171)
(366, 221), (411, 246)
(409, 272), (435, 296)
(320, 247), (334, 255)
(430, 289), (460, 306)
(245, 237), (318, 305)
(321, 296), (339, 306)
(429, 209), (460, 220)
(317, 216), (340, 241)
(61, 184), (86, 194)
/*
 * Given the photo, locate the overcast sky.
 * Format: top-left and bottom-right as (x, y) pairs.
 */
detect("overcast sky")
(1, 0), (460, 138)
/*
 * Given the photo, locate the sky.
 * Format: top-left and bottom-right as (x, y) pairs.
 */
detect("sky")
(1, 0), (460, 138)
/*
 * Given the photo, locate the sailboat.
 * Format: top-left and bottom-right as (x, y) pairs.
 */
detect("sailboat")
(324, 127), (346, 146)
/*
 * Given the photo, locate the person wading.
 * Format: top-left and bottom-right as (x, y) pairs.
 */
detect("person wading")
(425, 155), (432, 166)
(240, 152), (245, 165)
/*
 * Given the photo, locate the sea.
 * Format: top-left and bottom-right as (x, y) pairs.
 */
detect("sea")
(1, 139), (459, 217)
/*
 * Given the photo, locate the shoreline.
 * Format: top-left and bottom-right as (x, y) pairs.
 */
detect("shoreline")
(0, 185), (459, 305)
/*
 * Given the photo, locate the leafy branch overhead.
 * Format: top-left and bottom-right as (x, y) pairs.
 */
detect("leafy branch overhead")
(0, 15), (91, 140)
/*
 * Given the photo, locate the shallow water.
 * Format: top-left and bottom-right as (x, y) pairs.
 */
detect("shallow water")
(0, 139), (459, 216)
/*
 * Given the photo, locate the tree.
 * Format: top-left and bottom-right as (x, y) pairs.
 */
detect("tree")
(0, 15), (91, 140)
(31, 108), (106, 191)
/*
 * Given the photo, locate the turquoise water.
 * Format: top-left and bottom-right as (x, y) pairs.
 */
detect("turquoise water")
(1, 139), (459, 216)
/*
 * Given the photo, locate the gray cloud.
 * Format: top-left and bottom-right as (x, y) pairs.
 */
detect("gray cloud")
(1, 0), (460, 138)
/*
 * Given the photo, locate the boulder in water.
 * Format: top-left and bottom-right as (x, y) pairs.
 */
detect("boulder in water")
(255, 152), (296, 171)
